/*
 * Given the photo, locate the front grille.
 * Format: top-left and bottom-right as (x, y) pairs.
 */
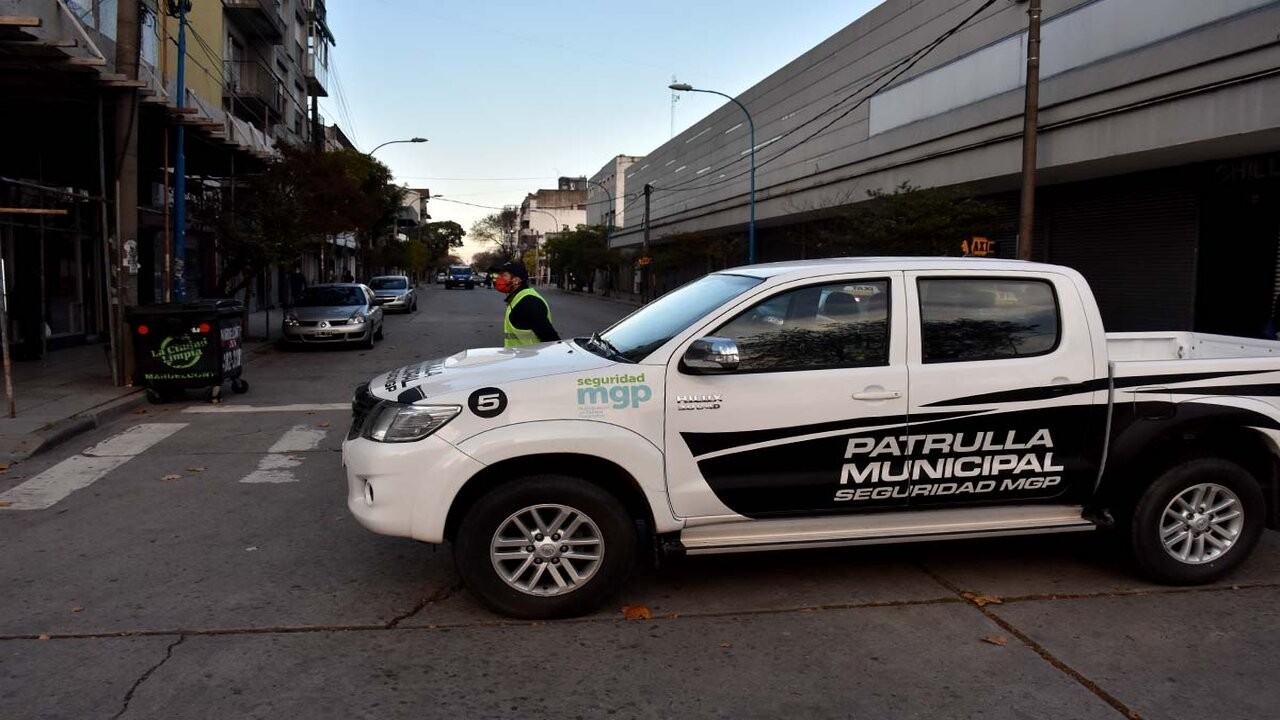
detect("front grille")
(349, 382), (379, 440)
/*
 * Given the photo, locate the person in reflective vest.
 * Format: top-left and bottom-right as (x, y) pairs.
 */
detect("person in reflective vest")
(494, 261), (559, 347)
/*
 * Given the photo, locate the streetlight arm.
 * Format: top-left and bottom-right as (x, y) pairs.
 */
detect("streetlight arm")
(368, 137), (428, 156)
(669, 84), (756, 263)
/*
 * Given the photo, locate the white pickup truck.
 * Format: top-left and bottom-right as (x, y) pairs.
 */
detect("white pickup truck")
(343, 258), (1280, 618)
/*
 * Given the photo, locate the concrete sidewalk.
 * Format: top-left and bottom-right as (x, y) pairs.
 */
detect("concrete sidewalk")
(541, 285), (643, 308)
(0, 308), (282, 464)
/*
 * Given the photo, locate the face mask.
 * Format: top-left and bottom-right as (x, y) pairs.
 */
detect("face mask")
(495, 277), (513, 293)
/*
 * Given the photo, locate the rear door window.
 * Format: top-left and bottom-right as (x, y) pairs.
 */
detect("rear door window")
(918, 278), (1059, 363)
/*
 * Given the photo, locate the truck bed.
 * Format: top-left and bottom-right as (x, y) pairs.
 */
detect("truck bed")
(1107, 332), (1280, 362)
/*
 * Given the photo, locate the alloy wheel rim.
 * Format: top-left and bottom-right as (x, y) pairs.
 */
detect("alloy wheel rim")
(1159, 482), (1243, 565)
(490, 504), (604, 596)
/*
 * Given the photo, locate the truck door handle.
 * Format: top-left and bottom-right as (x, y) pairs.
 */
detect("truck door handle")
(852, 391), (902, 401)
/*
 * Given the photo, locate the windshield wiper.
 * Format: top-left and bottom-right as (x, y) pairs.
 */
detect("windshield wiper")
(589, 331), (629, 362)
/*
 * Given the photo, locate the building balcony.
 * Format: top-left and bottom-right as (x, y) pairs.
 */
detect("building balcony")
(224, 60), (283, 124)
(304, 48), (329, 96)
(223, 0), (285, 43)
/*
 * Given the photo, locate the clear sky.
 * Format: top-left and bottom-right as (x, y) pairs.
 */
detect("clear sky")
(324, 0), (880, 261)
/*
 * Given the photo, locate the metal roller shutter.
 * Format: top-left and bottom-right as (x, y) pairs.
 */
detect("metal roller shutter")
(1042, 181), (1198, 332)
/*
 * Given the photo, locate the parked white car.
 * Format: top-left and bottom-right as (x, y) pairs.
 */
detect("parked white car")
(344, 258), (1280, 617)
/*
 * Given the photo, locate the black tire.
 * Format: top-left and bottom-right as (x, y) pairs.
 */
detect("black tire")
(231, 378), (249, 394)
(454, 475), (637, 619)
(374, 323), (384, 341)
(1129, 457), (1265, 585)
(145, 388), (165, 404)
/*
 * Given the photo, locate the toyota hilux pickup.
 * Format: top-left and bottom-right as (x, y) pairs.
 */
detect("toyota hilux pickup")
(343, 258), (1280, 618)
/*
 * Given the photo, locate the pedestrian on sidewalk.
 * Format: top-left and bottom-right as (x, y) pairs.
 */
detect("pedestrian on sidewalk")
(493, 261), (559, 347)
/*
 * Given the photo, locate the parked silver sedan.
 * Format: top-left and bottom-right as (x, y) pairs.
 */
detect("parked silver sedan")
(369, 275), (417, 313)
(282, 284), (384, 348)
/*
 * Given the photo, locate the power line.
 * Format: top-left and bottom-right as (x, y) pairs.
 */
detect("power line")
(395, 175), (560, 182)
(652, 0), (1001, 197)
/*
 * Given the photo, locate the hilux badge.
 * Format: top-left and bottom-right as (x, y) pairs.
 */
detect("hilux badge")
(676, 394), (722, 411)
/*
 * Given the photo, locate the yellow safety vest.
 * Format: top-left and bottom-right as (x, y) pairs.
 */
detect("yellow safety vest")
(503, 287), (552, 347)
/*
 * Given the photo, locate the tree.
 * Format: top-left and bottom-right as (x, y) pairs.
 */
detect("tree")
(192, 146), (404, 299)
(415, 221), (466, 273)
(542, 225), (620, 292)
(470, 249), (501, 272)
(470, 209), (519, 259)
(780, 182), (1001, 257)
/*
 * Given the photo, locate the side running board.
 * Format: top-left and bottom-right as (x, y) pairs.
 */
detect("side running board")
(679, 505), (1095, 555)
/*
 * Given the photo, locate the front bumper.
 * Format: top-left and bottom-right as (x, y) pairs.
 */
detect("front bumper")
(376, 294), (411, 309)
(343, 434), (486, 542)
(282, 323), (371, 343)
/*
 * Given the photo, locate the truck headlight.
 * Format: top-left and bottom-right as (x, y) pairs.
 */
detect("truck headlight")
(363, 402), (460, 443)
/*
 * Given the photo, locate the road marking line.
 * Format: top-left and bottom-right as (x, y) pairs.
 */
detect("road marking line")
(268, 424), (328, 454)
(0, 423), (188, 510)
(240, 454), (304, 484)
(83, 423), (189, 457)
(241, 425), (331, 484)
(182, 403), (350, 414)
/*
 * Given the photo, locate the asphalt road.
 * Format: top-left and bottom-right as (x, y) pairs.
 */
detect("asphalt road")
(3, 283), (1279, 719)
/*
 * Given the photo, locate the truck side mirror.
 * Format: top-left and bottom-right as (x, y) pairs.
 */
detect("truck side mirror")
(682, 337), (740, 374)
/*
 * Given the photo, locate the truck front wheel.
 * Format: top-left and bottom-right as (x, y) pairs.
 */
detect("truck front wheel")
(454, 475), (636, 619)
(1130, 458), (1265, 585)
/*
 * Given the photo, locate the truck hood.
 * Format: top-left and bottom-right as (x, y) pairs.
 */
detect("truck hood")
(369, 340), (615, 402)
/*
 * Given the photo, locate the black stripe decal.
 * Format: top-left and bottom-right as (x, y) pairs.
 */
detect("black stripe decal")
(680, 409), (978, 458)
(923, 370), (1276, 408)
(1132, 383), (1280, 397)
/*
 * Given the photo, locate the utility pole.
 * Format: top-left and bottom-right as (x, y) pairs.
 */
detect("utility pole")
(172, 0), (191, 300)
(114, 0), (142, 383)
(311, 95), (322, 152)
(1016, 0), (1042, 261)
(642, 183), (652, 303)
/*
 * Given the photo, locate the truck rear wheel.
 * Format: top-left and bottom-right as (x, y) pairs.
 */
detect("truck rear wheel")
(1130, 458), (1264, 585)
(454, 475), (636, 619)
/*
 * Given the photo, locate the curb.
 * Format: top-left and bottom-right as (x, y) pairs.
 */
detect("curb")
(544, 288), (642, 309)
(4, 340), (278, 465)
(6, 388), (147, 464)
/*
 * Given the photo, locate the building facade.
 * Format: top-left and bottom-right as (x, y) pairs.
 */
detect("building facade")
(610, 0), (1280, 334)
(518, 179), (588, 249)
(588, 155), (642, 230)
(0, 0), (336, 372)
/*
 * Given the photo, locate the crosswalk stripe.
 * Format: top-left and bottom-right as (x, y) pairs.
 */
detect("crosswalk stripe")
(241, 425), (330, 484)
(240, 454), (303, 484)
(182, 403), (350, 414)
(84, 423), (189, 456)
(0, 423), (188, 511)
(268, 425), (328, 454)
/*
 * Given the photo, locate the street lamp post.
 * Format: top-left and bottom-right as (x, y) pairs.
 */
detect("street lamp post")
(669, 83), (756, 264)
(583, 178), (615, 296)
(528, 207), (564, 287)
(358, 137), (425, 280)
(368, 137), (427, 156)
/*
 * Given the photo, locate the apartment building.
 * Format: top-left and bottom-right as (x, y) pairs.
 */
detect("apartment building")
(0, 0), (336, 373)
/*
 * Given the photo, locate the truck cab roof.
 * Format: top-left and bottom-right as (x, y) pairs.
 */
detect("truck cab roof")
(728, 256), (1062, 280)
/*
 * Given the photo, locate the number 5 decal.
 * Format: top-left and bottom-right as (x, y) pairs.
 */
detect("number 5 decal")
(468, 387), (508, 418)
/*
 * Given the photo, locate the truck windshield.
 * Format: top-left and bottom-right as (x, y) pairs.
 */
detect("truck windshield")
(596, 274), (762, 362)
